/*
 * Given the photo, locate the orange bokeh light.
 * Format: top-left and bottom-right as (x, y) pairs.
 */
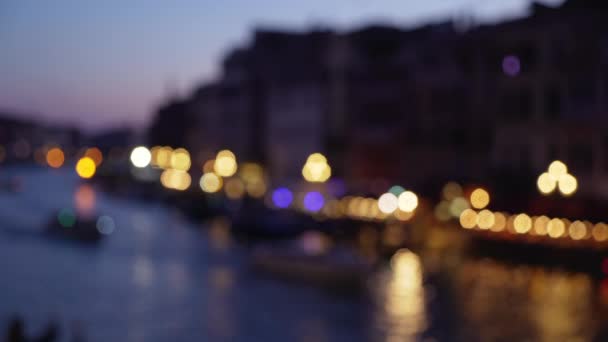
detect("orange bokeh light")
(46, 147), (65, 168)
(85, 147), (103, 166)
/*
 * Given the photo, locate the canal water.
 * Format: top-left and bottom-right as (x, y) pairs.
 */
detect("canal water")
(0, 166), (606, 341)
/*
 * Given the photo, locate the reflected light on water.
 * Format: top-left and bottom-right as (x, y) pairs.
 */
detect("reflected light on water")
(74, 184), (96, 217)
(456, 259), (596, 341)
(378, 249), (427, 341)
(208, 216), (232, 252)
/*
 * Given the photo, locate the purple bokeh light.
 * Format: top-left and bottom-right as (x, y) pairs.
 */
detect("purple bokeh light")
(303, 191), (324, 212)
(502, 55), (521, 76)
(272, 187), (293, 208)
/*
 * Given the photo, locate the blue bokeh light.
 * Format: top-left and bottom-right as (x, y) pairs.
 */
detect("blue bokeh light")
(272, 187), (293, 208)
(303, 191), (324, 212)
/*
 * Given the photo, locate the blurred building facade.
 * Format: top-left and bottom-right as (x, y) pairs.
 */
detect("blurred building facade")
(148, 0), (608, 198)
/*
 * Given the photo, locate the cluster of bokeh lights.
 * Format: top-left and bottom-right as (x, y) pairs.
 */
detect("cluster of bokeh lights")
(459, 208), (608, 244)
(537, 160), (577, 196)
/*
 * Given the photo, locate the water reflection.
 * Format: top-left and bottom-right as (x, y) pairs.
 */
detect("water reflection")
(374, 249), (428, 342)
(455, 259), (598, 341)
(74, 184), (95, 217)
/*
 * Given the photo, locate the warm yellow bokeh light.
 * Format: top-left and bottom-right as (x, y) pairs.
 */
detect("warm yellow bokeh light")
(160, 169), (191, 191)
(568, 220), (587, 240)
(307, 153), (327, 164)
(397, 191), (418, 213)
(476, 209), (495, 230)
(302, 152), (331, 183)
(513, 214), (532, 234)
(533, 215), (550, 235)
(459, 209), (477, 229)
(547, 218), (565, 238)
(155, 147), (173, 169)
(470, 188), (490, 209)
(537, 172), (557, 194)
(557, 174), (577, 196)
(75, 157), (96, 179)
(592, 223), (608, 242)
(170, 148), (191, 171)
(200, 172), (223, 193)
(548, 160), (567, 179)
(378, 193), (398, 214)
(491, 212), (506, 232)
(214, 150), (238, 177)
(46, 147), (65, 168)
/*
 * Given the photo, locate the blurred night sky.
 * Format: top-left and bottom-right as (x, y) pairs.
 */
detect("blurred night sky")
(0, 0), (563, 132)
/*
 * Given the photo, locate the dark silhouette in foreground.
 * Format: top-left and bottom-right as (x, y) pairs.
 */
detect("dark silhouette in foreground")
(5, 317), (59, 342)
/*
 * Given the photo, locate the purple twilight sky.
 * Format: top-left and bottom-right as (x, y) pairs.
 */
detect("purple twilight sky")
(0, 0), (562, 132)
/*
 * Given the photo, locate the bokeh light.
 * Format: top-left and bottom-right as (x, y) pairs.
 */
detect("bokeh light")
(442, 182), (462, 200)
(224, 178), (245, 200)
(74, 184), (96, 217)
(470, 188), (490, 209)
(303, 191), (324, 212)
(199, 172), (223, 193)
(388, 185), (405, 196)
(160, 169), (191, 191)
(203, 159), (215, 173)
(46, 147), (65, 168)
(397, 191), (418, 213)
(459, 209), (477, 229)
(534, 215), (550, 235)
(302, 153), (331, 183)
(547, 218), (566, 238)
(491, 212), (506, 232)
(84, 147), (103, 166)
(449, 197), (469, 217)
(272, 187), (293, 209)
(378, 193), (398, 214)
(537, 172), (557, 194)
(476, 209), (495, 229)
(592, 223), (608, 242)
(548, 160), (568, 179)
(130, 146), (152, 168)
(57, 208), (76, 228)
(170, 148), (191, 171)
(513, 214), (532, 234)
(502, 55), (520, 76)
(246, 179), (267, 198)
(75, 157), (96, 179)
(557, 173), (577, 196)
(155, 146), (173, 169)
(568, 220), (587, 240)
(96, 215), (115, 235)
(214, 150), (238, 177)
